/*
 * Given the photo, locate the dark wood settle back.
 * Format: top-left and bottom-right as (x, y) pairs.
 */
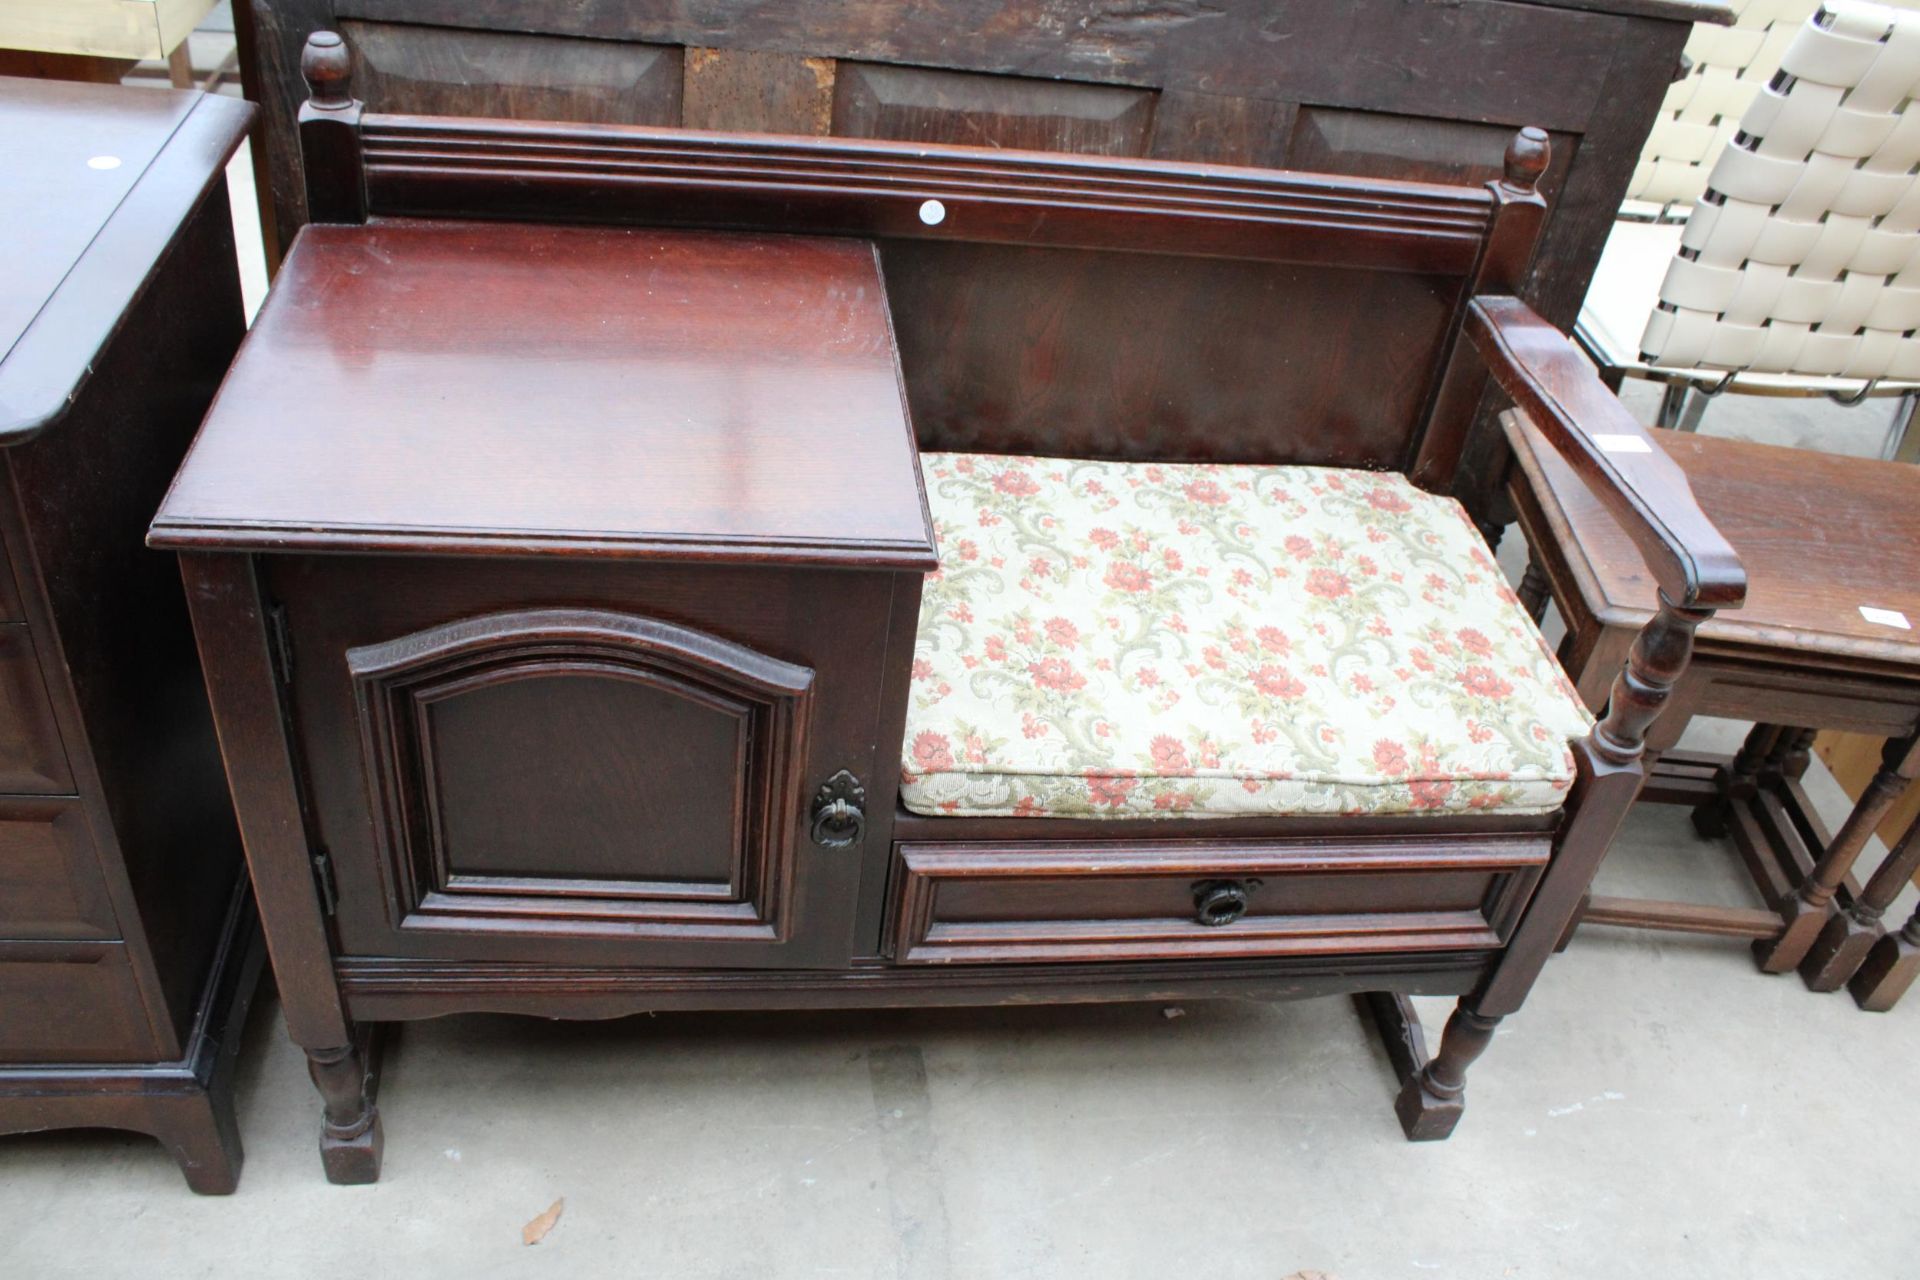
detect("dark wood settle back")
(297, 32), (1552, 508)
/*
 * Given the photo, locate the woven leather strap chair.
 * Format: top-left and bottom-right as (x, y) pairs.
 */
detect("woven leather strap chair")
(1629, 0), (1823, 215)
(1580, 0), (1920, 455)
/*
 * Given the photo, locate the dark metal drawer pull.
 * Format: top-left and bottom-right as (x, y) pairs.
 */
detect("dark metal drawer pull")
(809, 770), (866, 847)
(1192, 878), (1256, 927)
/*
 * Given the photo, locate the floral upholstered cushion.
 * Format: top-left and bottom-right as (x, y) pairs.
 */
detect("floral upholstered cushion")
(900, 453), (1594, 819)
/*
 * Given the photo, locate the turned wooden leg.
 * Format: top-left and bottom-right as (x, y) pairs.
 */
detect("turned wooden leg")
(306, 1027), (383, 1185)
(1516, 557), (1551, 624)
(1391, 999), (1501, 1142)
(1430, 598), (1714, 1138)
(1803, 813), (1920, 991)
(1757, 733), (1920, 974)
(1692, 723), (1783, 838)
(1851, 901), (1920, 1012)
(181, 557), (382, 1185)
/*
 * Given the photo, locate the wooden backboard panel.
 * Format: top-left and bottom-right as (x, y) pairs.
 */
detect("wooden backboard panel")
(833, 62), (1157, 157)
(338, 20), (681, 125)
(883, 242), (1460, 468)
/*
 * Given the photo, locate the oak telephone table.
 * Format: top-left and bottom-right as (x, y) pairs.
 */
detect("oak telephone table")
(150, 36), (1742, 1183)
(0, 77), (258, 1194)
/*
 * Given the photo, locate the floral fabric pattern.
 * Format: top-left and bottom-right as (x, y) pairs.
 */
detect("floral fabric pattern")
(900, 453), (1594, 819)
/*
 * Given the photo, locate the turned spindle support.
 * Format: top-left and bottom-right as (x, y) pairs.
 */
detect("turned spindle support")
(1773, 726), (1819, 783)
(298, 30), (367, 225)
(1393, 592), (1716, 1140)
(1801, 809), (1920, 991)
(1516, 557), (1551, 624)
(306, 1032), (383, 1184)
(1590, 593), (1715, 770)
(1755, 731), (1920, 974)
(1393, 1002), (1503, 1141)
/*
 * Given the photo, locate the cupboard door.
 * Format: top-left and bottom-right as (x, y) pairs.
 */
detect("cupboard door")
(281, 559), (899, 971)
(347, 608), (817, 952)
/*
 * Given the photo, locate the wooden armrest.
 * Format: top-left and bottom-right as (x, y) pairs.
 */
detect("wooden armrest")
(1466, 296), (1746, 611)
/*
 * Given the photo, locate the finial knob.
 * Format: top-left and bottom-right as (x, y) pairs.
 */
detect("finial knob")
(1504, 126), (1550, 192)
(302, 31), (353, 110)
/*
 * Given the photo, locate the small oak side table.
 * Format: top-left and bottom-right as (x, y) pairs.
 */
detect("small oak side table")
(1506, 411), (1920, 1006)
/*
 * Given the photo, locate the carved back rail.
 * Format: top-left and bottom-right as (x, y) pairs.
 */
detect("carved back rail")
(297, 32), (1548, 494)
(357, 118), (1498, 273)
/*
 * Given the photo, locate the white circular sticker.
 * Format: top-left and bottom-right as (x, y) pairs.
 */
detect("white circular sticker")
(918, 199), (947, 226)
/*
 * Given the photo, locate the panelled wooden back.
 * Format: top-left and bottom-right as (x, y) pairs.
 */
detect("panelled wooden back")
(299, 35), (1549, 485)
(243, 0), (1716, 340)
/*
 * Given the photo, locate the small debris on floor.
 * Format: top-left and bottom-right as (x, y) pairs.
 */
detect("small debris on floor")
(1161, 1006), (1186, 1019)
(522, 1198), (565, 1246)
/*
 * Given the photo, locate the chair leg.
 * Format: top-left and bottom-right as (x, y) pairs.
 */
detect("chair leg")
(1380, 996), (1501, 1142)
(1676, 387), (1711, 432)
(306, 1025), (384, 1185)
(1884, 391), (1920, 462)
(1655, 382), (1691, 429)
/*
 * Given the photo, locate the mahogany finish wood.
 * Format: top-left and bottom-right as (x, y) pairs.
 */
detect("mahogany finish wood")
(160, 46), (1744, 1179)
(0, 78), (258, 1194)
(1507, 414), (1920, 1002)
(152, 222), (934, 568)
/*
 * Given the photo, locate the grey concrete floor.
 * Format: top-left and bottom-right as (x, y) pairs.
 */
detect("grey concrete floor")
(5, 387), (1918, 1275)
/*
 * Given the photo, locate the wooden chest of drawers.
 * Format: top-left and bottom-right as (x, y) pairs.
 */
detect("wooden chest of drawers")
(0, 78), (259, 1193)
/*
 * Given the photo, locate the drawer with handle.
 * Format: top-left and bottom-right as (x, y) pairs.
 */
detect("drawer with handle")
(888, 835), (1550, 965)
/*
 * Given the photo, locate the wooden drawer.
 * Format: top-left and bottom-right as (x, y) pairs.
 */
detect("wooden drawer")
(0, 941), (158, 1062)
(0, 625), (70, 792)
(0, 796), (116, 940)
(888, 836), (1550, 965)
